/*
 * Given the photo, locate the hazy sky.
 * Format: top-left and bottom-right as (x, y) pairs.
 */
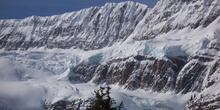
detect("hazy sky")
(0, 0), (159, 19)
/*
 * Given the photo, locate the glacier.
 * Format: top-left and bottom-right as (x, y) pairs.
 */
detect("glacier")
(0, 0), (220, 109)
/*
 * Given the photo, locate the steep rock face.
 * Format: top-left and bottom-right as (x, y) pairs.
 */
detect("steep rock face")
(68, 39), (220, 94)
(178, 40), (220, 109)
(102, 56), (184, 92)
(69, 64), (98, 83)
(175, 40), (220, 93)
(174, 54), (215, 93)
(185, 92), (220, 110)
(69, 55), (186, 92)
(0, 2), (148, 51)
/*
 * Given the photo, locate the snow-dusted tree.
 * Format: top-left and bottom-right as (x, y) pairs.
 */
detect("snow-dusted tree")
(86, 86), (124, 110)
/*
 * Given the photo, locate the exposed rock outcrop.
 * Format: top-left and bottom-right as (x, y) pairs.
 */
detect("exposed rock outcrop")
(185, 94), (220, 110)
(69, 55), (186, 92)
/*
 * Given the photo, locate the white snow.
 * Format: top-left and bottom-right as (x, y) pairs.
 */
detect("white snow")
(0, 52), (193, 109)
(0, 10), (219, 110)
(0, 0), (220, 109)
(0, 61), (192, 110)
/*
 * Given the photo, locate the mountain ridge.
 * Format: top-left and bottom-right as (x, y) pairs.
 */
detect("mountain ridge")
(1, 0), (219, 51)
(0, 0), (220, 109)
(0, 1), (149, 51)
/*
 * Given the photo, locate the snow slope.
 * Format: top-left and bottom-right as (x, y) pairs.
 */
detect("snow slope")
(0, 0), (220, 109)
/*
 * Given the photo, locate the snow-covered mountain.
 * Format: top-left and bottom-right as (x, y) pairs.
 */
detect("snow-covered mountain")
(0, 1), (149, 51)
(0, 0), (220, 109)
(0, 0), (219, 51)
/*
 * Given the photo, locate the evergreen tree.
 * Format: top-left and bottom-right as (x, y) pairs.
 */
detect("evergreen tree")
(86, 86), (124, 110)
